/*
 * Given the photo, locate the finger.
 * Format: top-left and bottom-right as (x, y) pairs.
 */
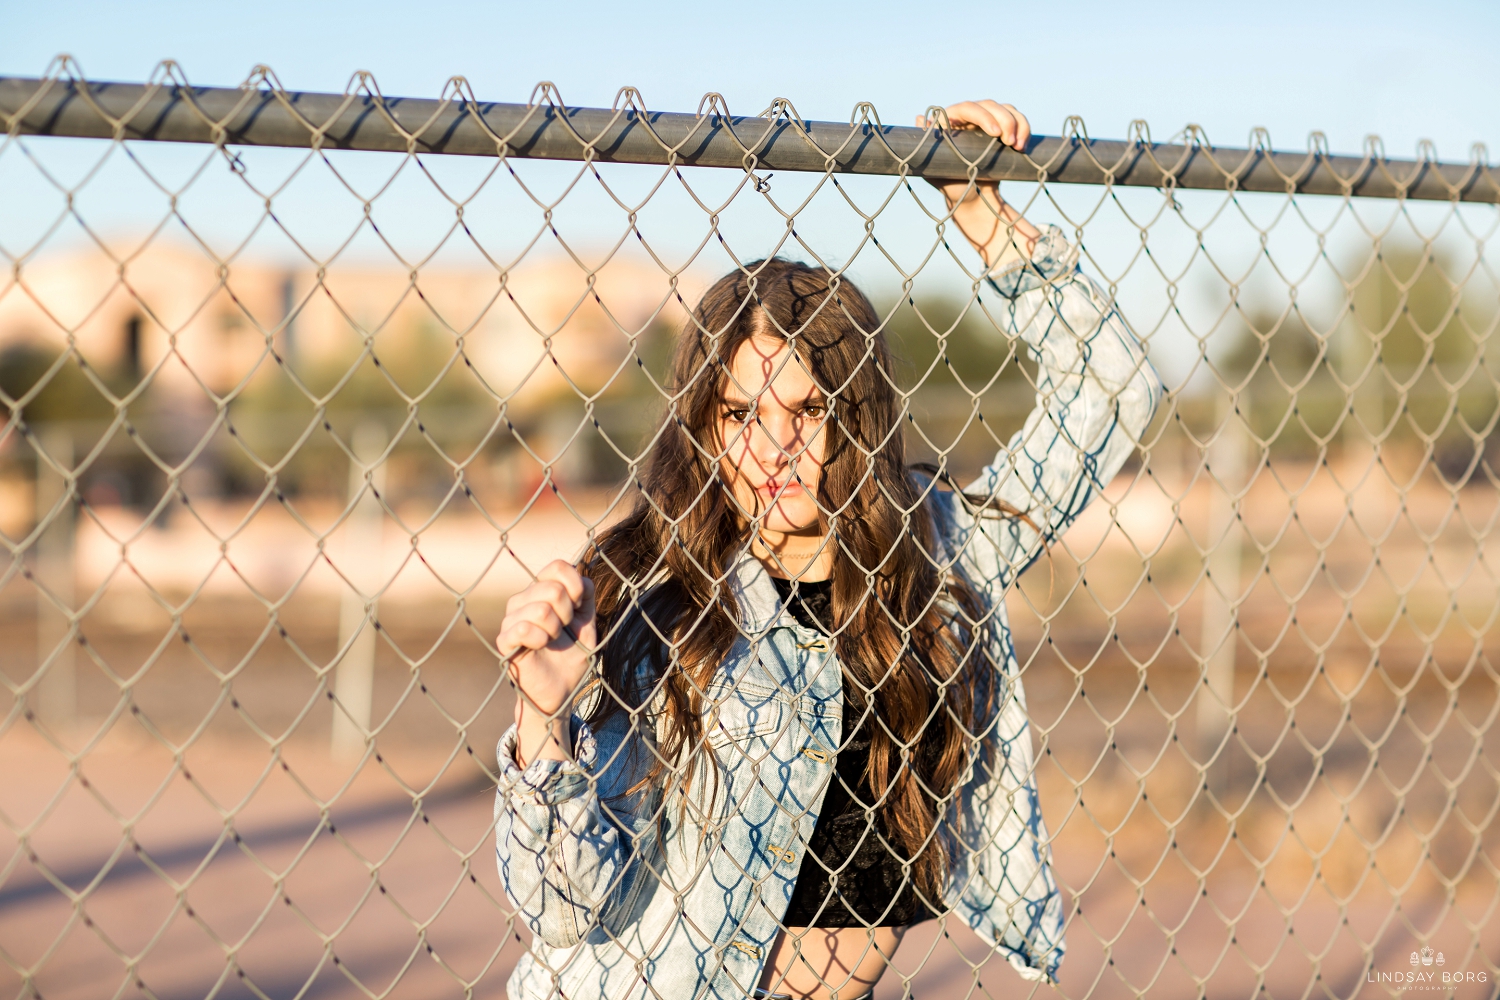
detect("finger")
(915, 114), (927, 129)
(536, 559), (586, 605)
(944, 100), (1002, 137)
(505, 579), (578, 630)
(497, 618), (560, 658)
(945, 101), (991, 134)
(505, 577), (572, 610)
(533, 578), (581, 626)
(978, 100), (1019, 147)
(999, 103), (1032, 150)
(502, 602), (567, 645)
(499, 611), (563, 656)
(498, 599), (567, 638)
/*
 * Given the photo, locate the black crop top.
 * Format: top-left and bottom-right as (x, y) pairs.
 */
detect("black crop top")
(769, 575), (942, 927)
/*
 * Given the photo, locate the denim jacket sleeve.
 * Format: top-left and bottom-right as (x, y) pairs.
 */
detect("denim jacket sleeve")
(930, 223), (1164, 593)
(493, 701), (663, 949)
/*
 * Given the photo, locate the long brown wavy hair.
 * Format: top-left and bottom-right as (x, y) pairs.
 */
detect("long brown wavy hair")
(580, 258), (1013, 907)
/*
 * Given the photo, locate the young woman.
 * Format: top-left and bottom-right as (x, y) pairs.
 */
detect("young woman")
(493, 100), (1162, 1000)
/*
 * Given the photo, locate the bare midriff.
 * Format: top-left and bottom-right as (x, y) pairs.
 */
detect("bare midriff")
(755, 925), (906, 999)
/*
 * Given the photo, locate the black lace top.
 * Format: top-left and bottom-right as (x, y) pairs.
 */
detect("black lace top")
(769, 575), (943, 927)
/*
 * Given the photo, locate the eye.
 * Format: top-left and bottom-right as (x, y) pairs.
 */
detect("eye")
(722, 405), (752, 423)
(801, 402), (827, 418)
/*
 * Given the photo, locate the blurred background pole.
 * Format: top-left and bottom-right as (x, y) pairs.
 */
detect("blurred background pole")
(1342, 275), (1384, 457)
(34, 424), (76, 736)
(331, 419), (386, 762)
(1197, 393), (1246, 794)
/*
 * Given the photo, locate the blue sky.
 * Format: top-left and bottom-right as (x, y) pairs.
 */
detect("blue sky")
(5, 0), (1498, 157)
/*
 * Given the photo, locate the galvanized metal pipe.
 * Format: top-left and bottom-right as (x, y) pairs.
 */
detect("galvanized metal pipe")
(2, 75), (1495, 203)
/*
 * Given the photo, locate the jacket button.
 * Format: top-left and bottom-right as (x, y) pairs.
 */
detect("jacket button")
(801, 747), (830, 763)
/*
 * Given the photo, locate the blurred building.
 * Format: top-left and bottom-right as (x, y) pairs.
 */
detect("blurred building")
(0, 240), (701, 413)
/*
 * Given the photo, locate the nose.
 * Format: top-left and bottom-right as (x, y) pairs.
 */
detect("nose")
(748, 408), (799, 471)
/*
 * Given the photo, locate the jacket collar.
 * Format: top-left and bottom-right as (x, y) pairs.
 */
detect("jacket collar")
(726, 551), (800, 632)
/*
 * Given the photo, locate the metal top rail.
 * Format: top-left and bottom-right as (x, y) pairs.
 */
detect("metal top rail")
(1, 74), (1497, 203)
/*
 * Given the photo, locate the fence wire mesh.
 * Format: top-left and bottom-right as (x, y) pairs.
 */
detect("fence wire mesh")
(1, 61), (1498, 1000)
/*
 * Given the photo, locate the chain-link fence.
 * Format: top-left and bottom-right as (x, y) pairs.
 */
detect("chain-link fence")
(1, 60), (1497, 1000)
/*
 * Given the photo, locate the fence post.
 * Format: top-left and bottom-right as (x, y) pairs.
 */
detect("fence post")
(331, 419), (387, 761)
(34, 424), (75, 736)
(1197, 393), (1246, 792)
(1343, 274), (1384, 454)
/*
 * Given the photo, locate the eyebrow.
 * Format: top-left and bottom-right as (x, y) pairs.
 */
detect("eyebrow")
(718, 391), (827, 407)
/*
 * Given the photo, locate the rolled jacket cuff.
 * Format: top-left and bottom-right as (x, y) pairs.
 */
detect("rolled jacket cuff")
(496, 716), (599, 805)
(984, 223), (1080, 299)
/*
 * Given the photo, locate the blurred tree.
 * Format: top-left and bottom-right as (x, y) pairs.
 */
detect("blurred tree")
(0, 342), (167, 510)
(1345, 241), (1497, 483)
(1216, 240), (1498, 480)
(224, 315), (494, 501)
(878, 289), (1035, 478)
(1214, 296), (1339, 458)
(879, 290), (1033, 394)
(0, 343), (117, 427)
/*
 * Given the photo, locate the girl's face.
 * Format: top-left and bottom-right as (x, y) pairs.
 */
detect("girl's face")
(716, 334), (830, 538)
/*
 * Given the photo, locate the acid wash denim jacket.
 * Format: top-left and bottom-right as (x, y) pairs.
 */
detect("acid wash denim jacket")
(494, 224), (1164, 1000)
